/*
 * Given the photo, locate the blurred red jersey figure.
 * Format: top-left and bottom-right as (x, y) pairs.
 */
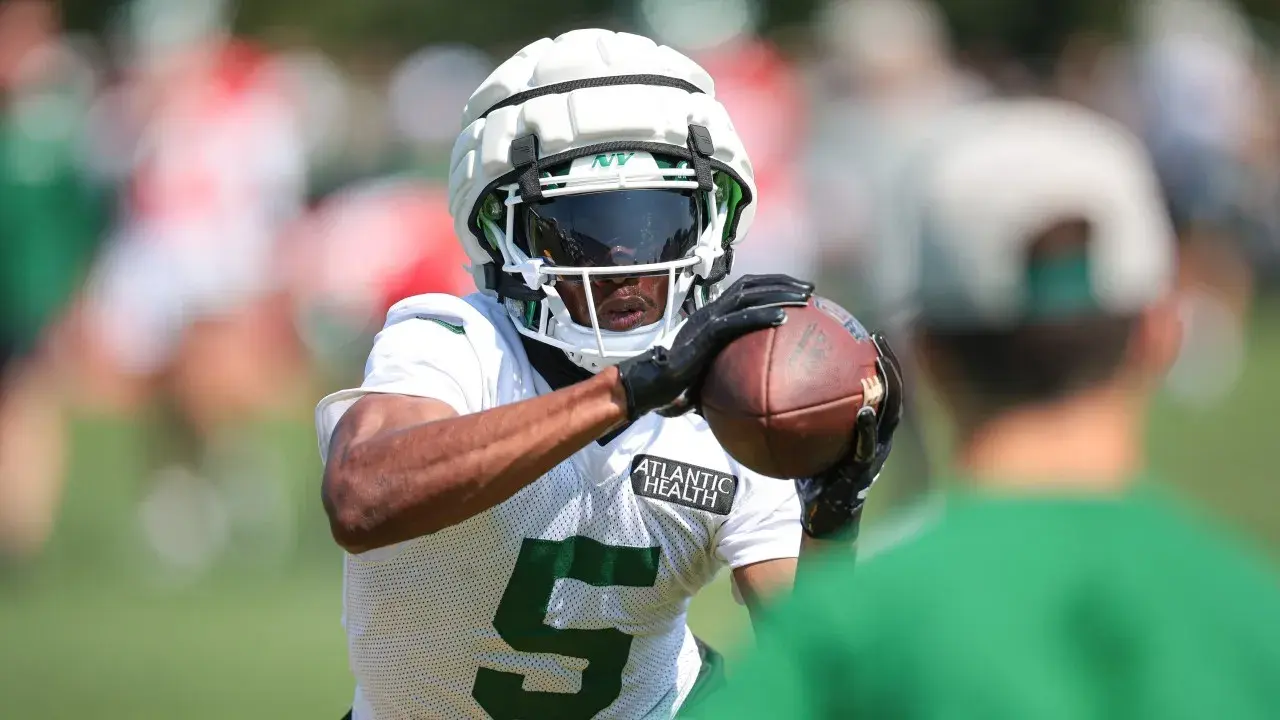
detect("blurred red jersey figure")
(691, 39), (816, 284)
(71, 31), (311, 575)
(81, 34), (306, 391)
(287, 178), (474, 365)
(692, 39), (804, 187)
(125, 40), (303, 243)
(366, 183), (474, 314)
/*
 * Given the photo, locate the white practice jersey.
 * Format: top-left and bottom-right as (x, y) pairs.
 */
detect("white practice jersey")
(315, 293), (802, 720)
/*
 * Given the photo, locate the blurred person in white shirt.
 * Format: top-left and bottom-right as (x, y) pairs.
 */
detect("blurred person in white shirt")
(804, 0), (988, 507)
(1131, 0), (1277, 408)
(631, 0), (819, 285)
(806, 0), (988, 301)
(67, 0), (310, 573)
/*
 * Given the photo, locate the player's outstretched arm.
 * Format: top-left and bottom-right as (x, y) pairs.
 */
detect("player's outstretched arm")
(323, 368), (630, 553)
(323, 275), (810, 553)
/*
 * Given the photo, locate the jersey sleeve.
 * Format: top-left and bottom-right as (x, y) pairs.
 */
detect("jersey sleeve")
(713, 472), (802, 569)
(314, 295), (488, 463)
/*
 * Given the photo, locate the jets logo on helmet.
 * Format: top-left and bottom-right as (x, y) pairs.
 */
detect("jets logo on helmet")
(447, 29), (758, 372)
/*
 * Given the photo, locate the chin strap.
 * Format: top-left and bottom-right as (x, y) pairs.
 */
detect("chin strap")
(702, 247), (733, 286)
(484, 264), (543, 303)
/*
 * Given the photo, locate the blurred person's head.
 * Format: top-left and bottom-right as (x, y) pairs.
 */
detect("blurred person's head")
(881, 99), (1180, 487)
(634, 0), (763, 55)
(387, 44), (494, 171)
(0, 0), (55, 92)
(111, 0), (233, 94)
(123, 0), (230, 58)
(817, 0), (951, 100)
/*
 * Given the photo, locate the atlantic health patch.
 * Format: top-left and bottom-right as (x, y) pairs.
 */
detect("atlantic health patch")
(631, 454), (738, 516)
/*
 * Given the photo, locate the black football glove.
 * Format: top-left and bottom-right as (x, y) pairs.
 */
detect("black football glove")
(618, 274), (814, 420)
(794, 332), (904, 540)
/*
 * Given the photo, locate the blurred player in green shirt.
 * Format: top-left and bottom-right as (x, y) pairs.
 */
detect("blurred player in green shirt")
(684, 99), (1280, 719)
(0, 0), (106, 562)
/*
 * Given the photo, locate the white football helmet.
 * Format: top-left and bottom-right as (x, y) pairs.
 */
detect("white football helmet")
(447, 29), (758, 372)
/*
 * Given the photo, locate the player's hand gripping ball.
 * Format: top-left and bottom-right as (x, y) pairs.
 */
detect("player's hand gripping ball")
(701, 296), (889, 477)
(617, 274), (815, 420)
(702, 296), (904, 539)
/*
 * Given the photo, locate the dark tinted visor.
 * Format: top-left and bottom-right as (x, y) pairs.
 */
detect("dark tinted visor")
(515, 189), (703, 274)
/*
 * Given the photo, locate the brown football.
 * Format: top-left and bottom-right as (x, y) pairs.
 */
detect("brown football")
(701, 296), (885, 479)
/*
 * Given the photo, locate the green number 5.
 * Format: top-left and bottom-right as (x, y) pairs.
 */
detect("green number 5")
(471, 536), (662, 719)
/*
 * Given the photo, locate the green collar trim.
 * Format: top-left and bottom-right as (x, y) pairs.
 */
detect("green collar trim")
(428, 318), (466, 335)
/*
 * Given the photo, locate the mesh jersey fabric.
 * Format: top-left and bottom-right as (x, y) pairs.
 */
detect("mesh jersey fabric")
(315, 292), (802, 720)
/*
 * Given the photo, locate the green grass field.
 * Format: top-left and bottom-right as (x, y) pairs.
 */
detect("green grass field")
(4, 303), (1280, 719)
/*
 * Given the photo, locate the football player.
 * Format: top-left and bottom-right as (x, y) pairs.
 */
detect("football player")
(316, 29), (901, 720)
